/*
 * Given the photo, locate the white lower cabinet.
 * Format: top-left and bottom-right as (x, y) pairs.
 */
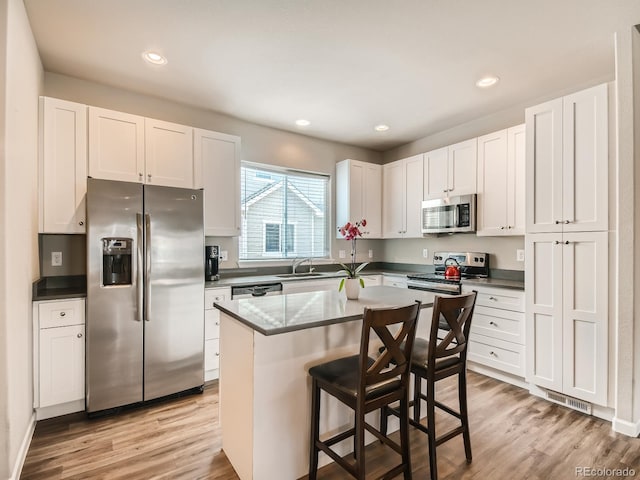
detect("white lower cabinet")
(205, 287), (231, 381)
(463, 285), (526, 378)
(33, 298), (86, 419)
(525, 232), (608, 405)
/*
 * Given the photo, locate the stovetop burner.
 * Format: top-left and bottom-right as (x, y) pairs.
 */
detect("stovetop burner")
(406, 251), (489, 285)
(406, 272), (481, 284)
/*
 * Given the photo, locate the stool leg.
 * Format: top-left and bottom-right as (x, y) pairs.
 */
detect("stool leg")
(355, 406), (366, 479)
(400, 392), (413, 480)
(426, 378), (438, 480)
(380, 405), (389, 438)
(459, 370), (472, 463)
(413, 372), (422, 422)
(309, 379), (320, 480)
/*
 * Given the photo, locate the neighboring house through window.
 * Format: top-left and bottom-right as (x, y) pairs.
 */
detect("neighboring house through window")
(240, 163), (329, 260)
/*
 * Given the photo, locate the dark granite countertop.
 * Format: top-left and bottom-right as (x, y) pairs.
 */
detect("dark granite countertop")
(33, 276), (86, 301)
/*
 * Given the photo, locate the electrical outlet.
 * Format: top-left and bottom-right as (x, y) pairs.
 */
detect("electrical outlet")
(220, 250), (228, 262)
(422, 248), (429, 259)
(51, 251), (63, 266)
(368, 249), (373, 259)
(339, 250), (346, 259)
(516, 249), (525, 262)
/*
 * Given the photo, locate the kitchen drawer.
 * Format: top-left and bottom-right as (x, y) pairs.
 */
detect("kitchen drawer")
(205, 338), (220, 371)
(470, 306), (525, 345)
(205, 309), (220, 340)
(468, 333), (525, 377)
(38, 299), (85, 329)
(205, 287), (230, 310)
(464, 285), (524, 312)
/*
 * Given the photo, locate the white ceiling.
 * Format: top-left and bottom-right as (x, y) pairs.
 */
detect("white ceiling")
(23, 0), (640, 151)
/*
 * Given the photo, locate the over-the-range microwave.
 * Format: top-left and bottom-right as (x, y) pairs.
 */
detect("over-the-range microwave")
(421, 194), (476, 234)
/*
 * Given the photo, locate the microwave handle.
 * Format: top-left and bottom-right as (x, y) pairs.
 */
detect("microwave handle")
(454, 204), (460, 227)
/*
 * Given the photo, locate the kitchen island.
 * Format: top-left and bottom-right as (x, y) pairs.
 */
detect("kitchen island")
(214, 286), (436, 480)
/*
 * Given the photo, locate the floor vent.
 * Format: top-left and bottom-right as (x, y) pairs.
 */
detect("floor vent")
(546, 391), (592, 415)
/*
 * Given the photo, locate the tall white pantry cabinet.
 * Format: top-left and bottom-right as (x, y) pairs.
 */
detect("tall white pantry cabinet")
(524, 83), (609, 406)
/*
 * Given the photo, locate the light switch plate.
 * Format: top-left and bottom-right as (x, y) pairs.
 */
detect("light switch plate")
(339, 250), (346, 259)
(220, 250), (228, 262)
(51, 251), (62, 266)
(422, 248), (429, 258)
(516, 249), (525, 262)
(368, 249), (373, 259)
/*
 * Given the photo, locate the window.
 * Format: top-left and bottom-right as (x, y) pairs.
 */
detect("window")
(240, 163), (329, 260)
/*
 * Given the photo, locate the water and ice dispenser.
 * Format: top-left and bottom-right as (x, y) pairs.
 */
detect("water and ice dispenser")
(102, 238), (132, 286)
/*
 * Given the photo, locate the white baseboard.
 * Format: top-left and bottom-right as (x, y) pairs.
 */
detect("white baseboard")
(612, 416), (640, 437)
(10, 412), (36, 480)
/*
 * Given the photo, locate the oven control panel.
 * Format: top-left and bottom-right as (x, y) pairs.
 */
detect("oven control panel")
(433, 251), (488, 267)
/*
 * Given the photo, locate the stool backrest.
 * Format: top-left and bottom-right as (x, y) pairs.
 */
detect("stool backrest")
(428, 292), (477, 367)
(359, 301), (421, 391)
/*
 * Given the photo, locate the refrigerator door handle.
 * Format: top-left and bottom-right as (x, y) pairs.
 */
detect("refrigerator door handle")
(145, 213), (151, 322)
(136, 213), (144, 322)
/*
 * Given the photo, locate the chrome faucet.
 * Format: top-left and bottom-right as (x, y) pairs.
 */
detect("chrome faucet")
(292, 257), (314, 274)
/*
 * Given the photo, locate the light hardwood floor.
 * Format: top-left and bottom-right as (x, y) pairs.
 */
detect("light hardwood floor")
(22, 372), (640, 479)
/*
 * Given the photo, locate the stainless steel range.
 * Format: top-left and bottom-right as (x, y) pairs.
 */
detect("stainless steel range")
(407, 251), (489, 294)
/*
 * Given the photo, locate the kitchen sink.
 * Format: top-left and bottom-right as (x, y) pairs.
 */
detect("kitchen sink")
(276, 272), (325, 278)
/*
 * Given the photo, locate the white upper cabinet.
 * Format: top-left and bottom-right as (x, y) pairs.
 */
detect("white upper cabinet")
(476, 124), (525, 236)
(39, 97), (88, 234)
(145, 119), (194, 188)
(382, 154), (424, 238)
(335, 159), (382, 238)
(424, 138), (477, 200)
(88, 107), (145, 183)
(194, 129), (241, 237)
(89, 107), (196, 188)
(525, 83), (608, 233)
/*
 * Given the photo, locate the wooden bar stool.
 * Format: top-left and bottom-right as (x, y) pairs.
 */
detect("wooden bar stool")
(381, 292), (477, 480)
(308, 301), (421, 480)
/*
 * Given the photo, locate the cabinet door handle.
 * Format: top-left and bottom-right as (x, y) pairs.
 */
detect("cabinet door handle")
(500, 226), (505, 230)
(489, 351), (497, 357)
(215, 321), (220, 326)
(77, 333), (83, 338)
(215, 352), (220, 356)
(60, 311), (66, 317)
(554, 240), (561, 245)
(488, 296), (497, 301)
(139, 173), (143, 181)
(555, 220), (561, 224)
(564, 240), (570, 245)
(443, 189), (448, 193)
(564, 220), (570, 224)
(489, 321), (497, 326)
(147, 174), (152, 182)
(79, 221), (84, 226)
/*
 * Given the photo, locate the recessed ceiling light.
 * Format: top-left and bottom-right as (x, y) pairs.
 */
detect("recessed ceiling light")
(295, 119), (310, 127)
(476, 76), (499, 88)
(142, 51), (167, 65)
(374, 124), (390, 132)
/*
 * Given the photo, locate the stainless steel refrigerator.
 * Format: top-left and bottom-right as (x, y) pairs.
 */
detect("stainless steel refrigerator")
(86, 178), (205, 413)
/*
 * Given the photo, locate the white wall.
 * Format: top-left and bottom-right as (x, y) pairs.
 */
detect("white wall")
(1, 0), (43, 477)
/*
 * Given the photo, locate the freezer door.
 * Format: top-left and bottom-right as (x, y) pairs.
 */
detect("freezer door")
(86, 178), (144, 413)
(144, 185), (205, 400)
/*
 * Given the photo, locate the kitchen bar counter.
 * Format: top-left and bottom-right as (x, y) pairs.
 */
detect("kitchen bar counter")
(216, 286), (436, 480)
(214, 285), (436, 335)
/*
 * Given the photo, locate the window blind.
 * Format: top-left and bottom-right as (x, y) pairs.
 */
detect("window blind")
(239, 164), (329, 260)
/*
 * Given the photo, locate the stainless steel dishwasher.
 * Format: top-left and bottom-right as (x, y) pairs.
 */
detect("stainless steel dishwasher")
(231, 283), (283, 299)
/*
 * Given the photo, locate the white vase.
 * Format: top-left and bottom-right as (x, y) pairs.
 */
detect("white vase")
(345, 278), (361, 300)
